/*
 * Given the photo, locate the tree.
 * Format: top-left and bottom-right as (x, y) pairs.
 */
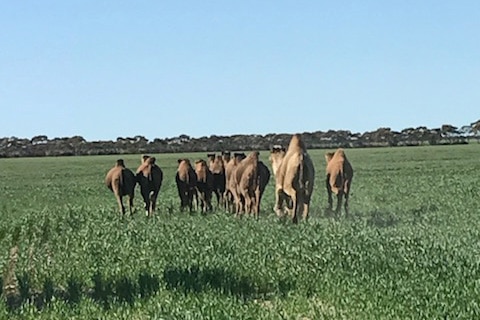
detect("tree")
(471, 120), (480, 136)
(440, 124), (459, 137)
(31, 135), (48, 145)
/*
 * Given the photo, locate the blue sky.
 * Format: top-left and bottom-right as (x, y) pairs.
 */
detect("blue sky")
(1, 1), (479, 141)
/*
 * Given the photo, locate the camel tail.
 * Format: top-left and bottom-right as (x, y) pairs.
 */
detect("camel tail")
(298, 153), (305, 191)
(334, 172), (343, 189)
(120, 169), (125, 187)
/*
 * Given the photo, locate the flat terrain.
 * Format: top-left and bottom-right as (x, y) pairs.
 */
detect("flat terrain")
(0, 145), (479, 319)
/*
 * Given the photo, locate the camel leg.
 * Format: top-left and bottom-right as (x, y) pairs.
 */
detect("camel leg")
(200, 192), (205, 213)
(193, 189), (199, 211)
(248, 192), (256, 216)
(201, 192), (207, 213)
(183, 192), (189, 211)
(282, 186), (297, 223)
(274, 189), (285, 217)
(218, 191), (225, 210)
(302, 203), (309, 220)
(344, 180), (351, 217)
(196, 190), (204, 213)
(152, 191), (159, 214)
(206, 191), (213, 212)
(335, 191), (344, 217)
(141, 187), (150, 216)
(255, 188), (261, 219)
(148, 191), (157, 217)
(243, 194), (251, 217)
(179, 192), (185, 211)
(229, 192), (235, 213)
(223, 190), (229, 212)
(128, 194), (134, 216)
(145, 199), (150, 216)
(295, 191), (305, 223)
(223, 190), (229, 211)
(213, 189), (220, 209)
(326, 175), (333, 212)
(232, 190), (242, 216)
(116, 194), (125, 215)
(236, 195), (245, 217)
(189, 190), (195, 212)
(290, 194), (298, 224)
(147, 192), (152, 217)
(344, 193), (349, 217)
(229, 193), (235, 213)
(242, 192), (249, 216)
(302, 189), (312, 220)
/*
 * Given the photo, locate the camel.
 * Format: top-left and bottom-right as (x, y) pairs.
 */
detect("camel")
(271, 134), (315, 223)
(269, 145), (286, 176)
(232, 151), (260, 216)
(175, 159), (197, 212)
(207, 154), (226, 209)
(224, 152), (246, 213)
(231, 151), (270, 218)
(105, 159), (136, 215)
(255, 159), (271, 217)
(194, 159), (214, 213)
(325, 148), (353, 217)
(221, 151), (231, 165)
(136, 155), (163, 217)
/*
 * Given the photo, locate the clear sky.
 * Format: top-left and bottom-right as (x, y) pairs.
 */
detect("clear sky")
(1, 1), (479, 141)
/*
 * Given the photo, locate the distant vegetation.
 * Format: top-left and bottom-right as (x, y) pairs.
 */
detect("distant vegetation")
(1, 120), (480, 158)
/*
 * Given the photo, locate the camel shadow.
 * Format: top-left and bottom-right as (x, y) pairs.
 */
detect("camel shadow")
(365, 210), (400, 228)
(2, 265), (295, 312)
(163, 265), (294, 300)
(2, 271), (160, 312)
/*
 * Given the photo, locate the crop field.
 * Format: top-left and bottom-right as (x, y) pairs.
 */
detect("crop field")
(0, 144), (479, 319)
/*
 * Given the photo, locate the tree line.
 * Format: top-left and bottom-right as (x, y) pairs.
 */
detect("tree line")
(1, 121), (479, 158)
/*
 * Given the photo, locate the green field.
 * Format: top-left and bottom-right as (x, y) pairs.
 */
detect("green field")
(0, 145), (479, 319)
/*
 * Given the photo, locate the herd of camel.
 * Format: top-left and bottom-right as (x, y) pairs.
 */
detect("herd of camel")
(105, 134), (354, 223)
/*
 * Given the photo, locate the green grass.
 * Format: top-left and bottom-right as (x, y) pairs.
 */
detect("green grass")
(0, 145), (480, 319)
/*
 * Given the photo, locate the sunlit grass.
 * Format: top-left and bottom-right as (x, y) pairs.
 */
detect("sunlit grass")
(0, 145), (479, 319)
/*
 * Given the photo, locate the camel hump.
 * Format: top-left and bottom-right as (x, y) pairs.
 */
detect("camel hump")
(288, 134), (306, 151)
(116, 159), (125, 167)
(335, 148), (345, 157)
